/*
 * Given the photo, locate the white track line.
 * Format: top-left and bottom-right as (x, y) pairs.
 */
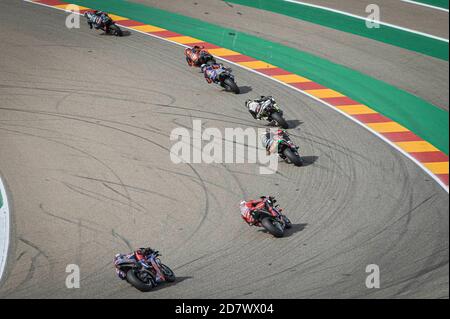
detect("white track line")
(284, 0), (449, 42)
(25, 0), (450, 193)
(401, 0), (449, 12)
(0, 176), (10, 283)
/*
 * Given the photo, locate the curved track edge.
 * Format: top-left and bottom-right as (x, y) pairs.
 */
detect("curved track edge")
(0, 176), (11, 284)
(25, 0), (450, 192)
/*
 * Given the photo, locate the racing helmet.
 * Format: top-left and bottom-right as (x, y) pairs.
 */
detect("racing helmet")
(140, 247), (155, 256)
(200, 64), (208, 73)
(265, 196), (276, 206)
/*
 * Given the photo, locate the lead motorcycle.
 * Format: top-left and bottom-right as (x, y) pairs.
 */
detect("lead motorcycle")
(85, 12), (123, 36)
(114, 250), (175, 292)
(252, 197), (292, 238)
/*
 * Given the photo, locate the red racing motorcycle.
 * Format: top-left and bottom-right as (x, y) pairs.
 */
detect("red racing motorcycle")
(251, 197), (292, 238)
(185, 46), (216, 67)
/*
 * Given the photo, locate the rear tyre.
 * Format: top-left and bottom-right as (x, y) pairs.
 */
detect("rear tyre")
(160, 264), (176, 282)
(271, 112), (289, 129)
(261, 217), (284, 238)
(283, 148), (303, 166)
(224, 78), (240, 94)
(126, 269), (155, 292)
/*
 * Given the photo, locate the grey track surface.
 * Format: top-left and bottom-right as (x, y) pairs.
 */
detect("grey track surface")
(133, 0), (450, 111)
(0, 0), (448, 298)
(289, 0), (449, 39)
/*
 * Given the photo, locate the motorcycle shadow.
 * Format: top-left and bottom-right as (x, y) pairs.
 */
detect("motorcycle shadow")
(100, 30), (131, 37)
(220, 85), (252, 95)
(142, 276), (192, 293)
(300, 156), (318, 167)
(258, 223), (308, 238)
(120, 30), (132, 37)
(238, 86), (253, 94)
(285, 119), (303, 129)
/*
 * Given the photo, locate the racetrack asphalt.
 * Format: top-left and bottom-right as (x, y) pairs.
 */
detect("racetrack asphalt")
(0, 0), (448, 298)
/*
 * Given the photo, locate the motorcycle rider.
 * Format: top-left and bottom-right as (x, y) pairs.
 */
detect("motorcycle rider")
(240, 196), (280, 225)
(262, 128), (292, 155)
(201, 63), (229, 84)
(114, 247), (159, 281)
(85, 10), (112, 34)
(245, 96), (274, 120)
(185, 45), (209, 67)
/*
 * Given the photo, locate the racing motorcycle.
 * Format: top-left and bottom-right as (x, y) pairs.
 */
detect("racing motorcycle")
(249, 97), (289, 129)
(86, 12), (123, 36)
(185, 47), (216, 67)
(252, 197), (292, 238)
(217, 68), (240, 94)
(277, 134), (303, 166)
(114, 250), (175, 292)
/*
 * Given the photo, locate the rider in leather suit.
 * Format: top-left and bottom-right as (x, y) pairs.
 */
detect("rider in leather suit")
(85, 10), (112, 34)
(240, 196), (279, 225)
(114, 247), (156, 280)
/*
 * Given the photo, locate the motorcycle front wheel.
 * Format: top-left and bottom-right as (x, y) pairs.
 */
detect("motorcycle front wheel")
(283, 216), (292, 229)
(110, 24), (123, 37)
(261, 217), (284, 238)
(223, 78), (240, 94)
(160, 264), (176, 282)
(271, 112), (289, 129)
(126, 269), (155, 292)
(283, 148), (303, 167)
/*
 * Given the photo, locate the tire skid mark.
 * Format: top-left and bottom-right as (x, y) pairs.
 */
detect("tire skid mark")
(39, 203), (100, 233)
(111, 229), (134, 251)
(0, 107), (213, 246)
(62, 181), (145, 213)
(0, 124), (136, 220)
(72, 175), (179, 203)
(11, 237), (51, 292)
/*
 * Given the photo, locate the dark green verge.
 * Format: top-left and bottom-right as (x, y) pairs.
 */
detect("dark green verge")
(412, 0), (449, 9)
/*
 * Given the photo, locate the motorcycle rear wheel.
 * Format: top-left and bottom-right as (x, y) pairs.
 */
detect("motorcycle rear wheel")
(261, 217), (284, 238)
